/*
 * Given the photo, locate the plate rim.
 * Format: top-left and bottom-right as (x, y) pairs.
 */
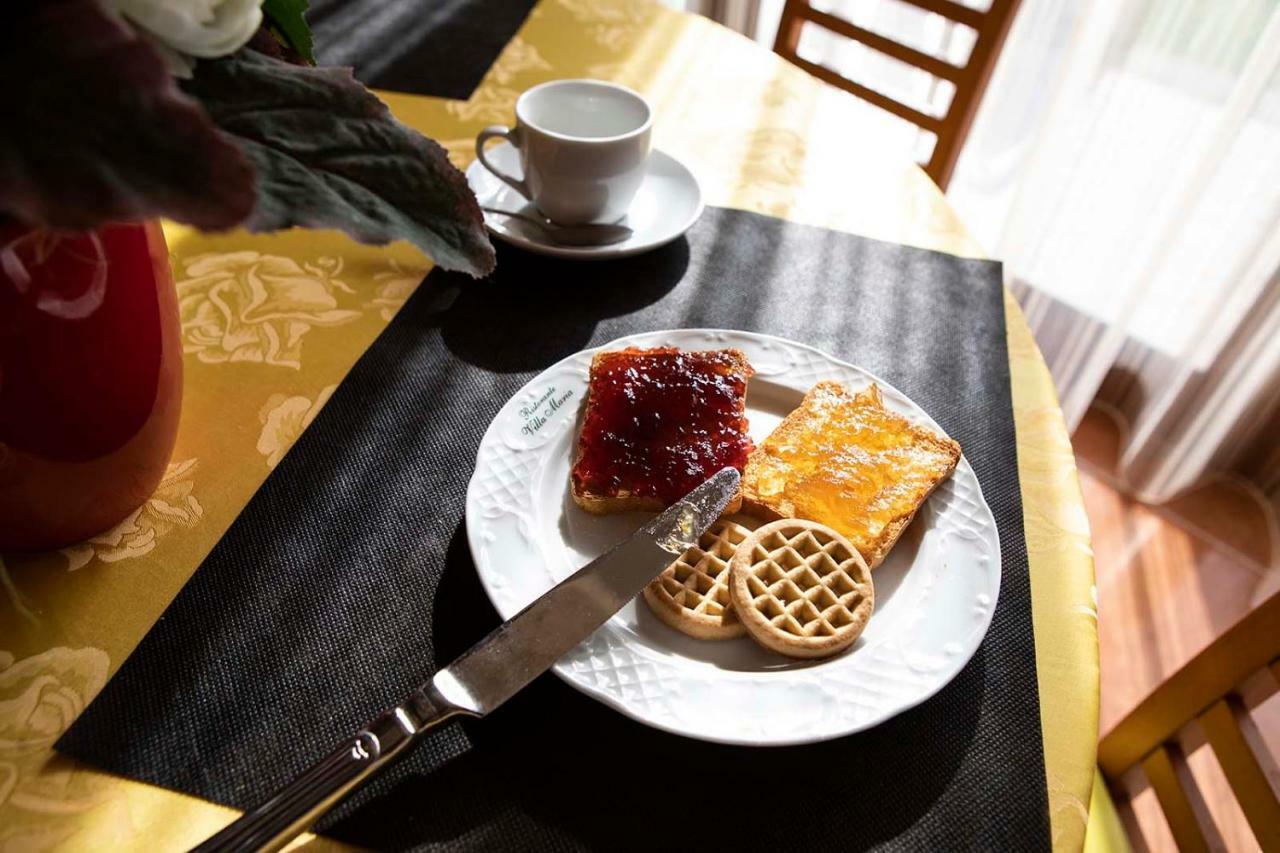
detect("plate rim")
(465, 144), (705, 260)
(464, 328), (1002, 746)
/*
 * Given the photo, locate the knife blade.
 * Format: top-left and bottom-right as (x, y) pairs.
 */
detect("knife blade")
(194, 467), (740, 853)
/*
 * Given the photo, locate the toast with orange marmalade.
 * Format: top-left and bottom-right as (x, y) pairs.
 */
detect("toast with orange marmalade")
(742, 382), (960, 567)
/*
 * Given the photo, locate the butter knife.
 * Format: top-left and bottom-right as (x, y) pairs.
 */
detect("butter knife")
(193, 467), (740, 852)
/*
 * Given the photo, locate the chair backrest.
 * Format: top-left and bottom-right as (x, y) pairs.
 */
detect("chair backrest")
(1098, 588), (1280, 851)
(772, 0), (1021, 190)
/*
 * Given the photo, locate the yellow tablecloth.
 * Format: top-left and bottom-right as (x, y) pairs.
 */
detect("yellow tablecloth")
(0, 1), (1098, 850)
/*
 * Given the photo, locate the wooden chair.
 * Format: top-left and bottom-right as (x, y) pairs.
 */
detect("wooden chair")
(1098, 588), (1280, 851)
(772, 0), (1021, 190)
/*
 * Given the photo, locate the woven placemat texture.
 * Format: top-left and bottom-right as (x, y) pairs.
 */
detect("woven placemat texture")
(60, 207), (1048, 851)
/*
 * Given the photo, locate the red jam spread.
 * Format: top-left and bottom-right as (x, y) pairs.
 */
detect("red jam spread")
(572, 347), (754, 504)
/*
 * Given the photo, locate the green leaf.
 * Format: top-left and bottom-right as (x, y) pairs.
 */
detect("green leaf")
(262, 0), (314, 64)
(0, 0), (255, 231)
(186, 49), (495, 277)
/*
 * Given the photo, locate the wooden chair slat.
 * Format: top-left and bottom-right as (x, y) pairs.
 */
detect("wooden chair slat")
(774, 0), (808, 55)
(1198, 697), (1280, 849)
(1141, 744), (1218, 853)
(798, 5), (964, 81)
(1099, 589), (1280, 778)
(928, 0), (1020, 187)
(896, 0), (985, 29)
(776, 48), (943, 131)
(771, 0), (1021, 189)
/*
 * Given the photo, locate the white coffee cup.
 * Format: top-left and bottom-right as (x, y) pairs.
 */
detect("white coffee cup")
(475, 79), (653, 225)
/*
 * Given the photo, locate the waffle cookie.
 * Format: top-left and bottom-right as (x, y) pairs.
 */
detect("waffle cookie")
(643, 518), (757, 640)
(729, 519), (874, 659)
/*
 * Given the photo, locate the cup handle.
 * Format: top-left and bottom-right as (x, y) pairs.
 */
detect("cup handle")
(475, 126), (531, 200)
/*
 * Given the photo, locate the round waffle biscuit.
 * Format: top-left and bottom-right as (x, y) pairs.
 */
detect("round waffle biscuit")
(643, 518), (757, 640)
(729, 519), (874, 659)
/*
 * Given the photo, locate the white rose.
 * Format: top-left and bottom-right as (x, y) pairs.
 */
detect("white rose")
(106, 0), (264, 77)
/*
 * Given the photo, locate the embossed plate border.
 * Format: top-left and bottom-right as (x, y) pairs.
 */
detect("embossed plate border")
(465, 330), (1001, 745)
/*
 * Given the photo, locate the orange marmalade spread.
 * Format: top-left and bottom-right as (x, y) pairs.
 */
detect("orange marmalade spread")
(744, 382), (959, 560)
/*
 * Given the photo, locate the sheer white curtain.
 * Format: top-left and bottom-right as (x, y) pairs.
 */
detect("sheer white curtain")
(706, 0), (1280, 509)
(949, 0), (1280, 507)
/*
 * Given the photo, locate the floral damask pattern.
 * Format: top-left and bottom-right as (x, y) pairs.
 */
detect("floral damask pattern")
(445, 85), (521, 124)
(557, 0), (657, 51)
(60, 458), (203, 571)
(257, 386), (338, 469)
(583, 60), (638, 87)
(439, 138), (477, 170)
(365, 259), (424, 321)
(0, 647), (110, 830)
(485, 36), (551, 85)
(177, 252), (360, 369)
(722, 128), (810, 217)
(1005, 293), (1098, 851)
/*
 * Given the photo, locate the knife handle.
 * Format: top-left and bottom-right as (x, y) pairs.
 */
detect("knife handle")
(192, 684), (466, 853)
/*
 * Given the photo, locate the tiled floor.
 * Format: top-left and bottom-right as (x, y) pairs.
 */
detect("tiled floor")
(1074, 408), (1279, 851)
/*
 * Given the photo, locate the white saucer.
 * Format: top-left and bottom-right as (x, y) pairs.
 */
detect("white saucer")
(465, 142), (704, 260)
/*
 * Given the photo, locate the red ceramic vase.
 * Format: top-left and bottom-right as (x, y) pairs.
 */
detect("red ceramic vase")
(0, 220), (183, 552)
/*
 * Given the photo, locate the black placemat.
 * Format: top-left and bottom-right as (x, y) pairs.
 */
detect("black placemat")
(310, 0), (538, 99)
(59, 208), (1049, 851)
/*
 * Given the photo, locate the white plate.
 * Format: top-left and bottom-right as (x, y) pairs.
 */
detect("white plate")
(464, 330), (1000, 745)
(465, 142), (704, 260)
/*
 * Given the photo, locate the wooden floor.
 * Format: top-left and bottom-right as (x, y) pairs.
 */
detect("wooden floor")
(1075, 408), (1280, 852)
